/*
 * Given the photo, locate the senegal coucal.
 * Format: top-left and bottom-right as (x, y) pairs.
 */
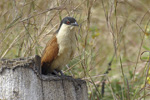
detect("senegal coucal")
(41, 17), (79, 75)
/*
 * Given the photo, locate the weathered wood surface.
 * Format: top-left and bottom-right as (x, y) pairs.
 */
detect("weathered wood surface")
(0, 56), (88, 100)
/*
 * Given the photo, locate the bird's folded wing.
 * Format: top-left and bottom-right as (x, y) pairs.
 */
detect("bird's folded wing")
(41, 35), (59, 66)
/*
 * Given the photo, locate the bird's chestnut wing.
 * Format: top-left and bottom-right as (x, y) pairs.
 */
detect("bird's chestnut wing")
(41, 35), (59, 69)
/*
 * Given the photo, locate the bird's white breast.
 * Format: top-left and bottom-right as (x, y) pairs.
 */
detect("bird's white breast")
(51, 24), (76, 70)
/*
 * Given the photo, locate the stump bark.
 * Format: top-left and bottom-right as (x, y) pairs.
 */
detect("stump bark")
(0, 56), (88, 100)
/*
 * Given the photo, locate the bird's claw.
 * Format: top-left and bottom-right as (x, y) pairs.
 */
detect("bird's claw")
(52, 70), (64, 76)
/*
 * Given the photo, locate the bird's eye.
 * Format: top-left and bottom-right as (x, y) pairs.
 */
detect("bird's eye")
(66, 21), (70, 24)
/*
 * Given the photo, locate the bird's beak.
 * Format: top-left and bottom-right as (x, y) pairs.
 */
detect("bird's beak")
(71, 22), (79, 26)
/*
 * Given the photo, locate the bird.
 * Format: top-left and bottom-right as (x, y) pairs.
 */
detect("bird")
(41, 17), (79, 75)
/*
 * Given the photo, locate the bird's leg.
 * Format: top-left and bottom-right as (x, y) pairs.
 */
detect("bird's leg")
(52, 70), (60, 76)
(58, 70), (65, 76)
(58, 70), (73, 78)
(52, 69), (65, 76)
(52, 70), (73, 78)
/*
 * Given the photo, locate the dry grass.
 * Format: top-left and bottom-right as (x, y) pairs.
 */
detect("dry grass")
(1, 0), (150, 99)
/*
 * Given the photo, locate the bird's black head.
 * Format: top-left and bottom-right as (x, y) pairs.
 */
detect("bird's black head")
(61, 17), (79, 26)
(56, 17), (78, 33)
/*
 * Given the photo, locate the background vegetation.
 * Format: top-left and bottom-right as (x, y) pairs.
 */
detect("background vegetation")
(0, 0), (150, 99)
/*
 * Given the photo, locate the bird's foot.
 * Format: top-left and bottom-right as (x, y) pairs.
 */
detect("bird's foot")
(51, 70), (73, 78)
(57, 70), (73, 78)
(52, 70), (60, 76)
(52, 70), (71, 77)
(59, 70), (65, 76)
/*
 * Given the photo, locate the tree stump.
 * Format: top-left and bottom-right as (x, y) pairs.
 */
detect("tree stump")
(0, 56), (88, 100)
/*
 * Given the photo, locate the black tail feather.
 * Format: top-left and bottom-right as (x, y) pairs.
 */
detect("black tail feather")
(41, 63), (49, 75)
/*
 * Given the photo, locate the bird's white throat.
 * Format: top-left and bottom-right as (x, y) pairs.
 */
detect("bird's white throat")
(56, 23), (76, 56)
(50, 23), (76, 70)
